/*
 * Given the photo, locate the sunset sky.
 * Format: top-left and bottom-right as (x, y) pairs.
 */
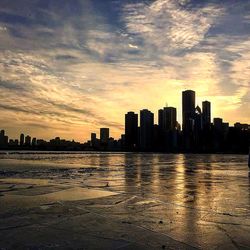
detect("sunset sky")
(0, 0), (249, 142)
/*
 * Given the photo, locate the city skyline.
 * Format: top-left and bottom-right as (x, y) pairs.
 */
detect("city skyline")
(0, 89), (243, 141)
(0, 88), (249, 142)
(0, 0), (250, 141)
(1, 89), (249, 154)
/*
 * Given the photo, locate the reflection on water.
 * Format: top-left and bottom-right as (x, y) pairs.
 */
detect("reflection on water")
(0, 152), (248, 214)
(0, 152), (249, 248)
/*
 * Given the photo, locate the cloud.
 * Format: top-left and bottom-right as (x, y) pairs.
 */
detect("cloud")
(0, 0), (249, 141)
(122, 0), (223, 55)
(0, 79), (28, 91)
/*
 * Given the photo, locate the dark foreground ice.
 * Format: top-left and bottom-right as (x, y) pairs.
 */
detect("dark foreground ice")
(0, 152), (249, 249)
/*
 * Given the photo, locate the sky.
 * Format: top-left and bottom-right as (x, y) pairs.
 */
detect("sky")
(0, 0), (249, 142)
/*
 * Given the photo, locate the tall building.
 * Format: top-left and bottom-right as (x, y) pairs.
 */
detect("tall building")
(182, 90), (195, 131)
(213, 118), (228, 151)
(158, 107), (178, 151)
(0, 130), (8, 147)
(125, 112), (138, 150)
(20, 133), (24, 146)
(32, 138), (37, 147)
(158, 109), (164, 130)
(91, 133), (97, 147)
(153, 124), (160, 150)
(194, 106), (203, 131)
(4, 136), (8, 145)
(0, 130), (4, 137)
(140, 109), (154, 151)
(0, 130), (5, 146)
(202, 101), (211, 129)
(25, 135), (31, 146)
(162, 107), (177, 131)
(158, 109), (164, 150)
(213, 118), (223, 131)
(100, 128), (109, 144)
(182, 90), (196, 151)
(91, 133), (96, 141)
(193, 106), (203, 150)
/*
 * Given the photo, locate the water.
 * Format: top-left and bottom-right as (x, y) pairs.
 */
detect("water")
(0, 152), (249, 249)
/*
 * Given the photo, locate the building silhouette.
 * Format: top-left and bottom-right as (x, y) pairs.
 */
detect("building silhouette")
(20, 133), (24, 146)
(91, 133), (96, 142)
(158, 109), (164, 130)
(100, 128), (109, 148)
(182, 90), (195, 132)
(213, 118), (229, 151)
(182, 90), (196, 150)
(140, 109), (154, 151)
(25, 135), (31, 146)
(194, 106), (203, 150)
(158, 107), (178, 151)
(91, 133), (98, 148)
(0, 130), (5, 146)
(125, 112), (138, 150)
(200, 101), (212, 151)
(0, 130), (8, 147)
(0, 89), (249, 153)
(32, 138), (37, 147)
(213, 118), (223, 131)
(202, 101), (211, 129)
(163, 107), (177, 131)
(9, 139), (18, 146)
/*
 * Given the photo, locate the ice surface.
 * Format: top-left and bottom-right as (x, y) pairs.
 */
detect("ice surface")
(0, 152), (249, 249)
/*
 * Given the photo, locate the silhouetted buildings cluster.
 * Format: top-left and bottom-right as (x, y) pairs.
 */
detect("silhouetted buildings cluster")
(123, 90), (249, 153)
(0, 132), (83, 151)
(0, 90), (249, 153)
(86, 128), (124, 151)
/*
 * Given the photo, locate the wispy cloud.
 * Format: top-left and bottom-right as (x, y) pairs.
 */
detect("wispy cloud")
(0, 0), (249, 141)
(122, 0), (223, 55)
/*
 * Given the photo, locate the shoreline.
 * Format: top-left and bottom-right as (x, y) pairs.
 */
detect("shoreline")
(0, 150), (248, 155)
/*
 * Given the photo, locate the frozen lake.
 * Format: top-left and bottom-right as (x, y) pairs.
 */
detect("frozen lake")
(0, 152), (249, 249)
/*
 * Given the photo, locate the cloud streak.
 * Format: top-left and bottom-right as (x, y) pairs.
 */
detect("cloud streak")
(0, 0), (249, 141)
(122, 0), (223, 55)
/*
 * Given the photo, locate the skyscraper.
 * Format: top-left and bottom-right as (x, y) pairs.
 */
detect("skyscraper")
(0, 130), (5, 146)
(194, 106), (203, 131)
(140, 109), (154, 151)
(0, 130), (4, 137)
(213, 118), (227, 151)
(100, 128), (109, 144)
(182, 90), (196, 151)
(162, 107), (177, 131)
(91, 133), (96, 141)
(158, 109), (164, 130)
(158, 107), (178, 151)
(20, 133), (24, 146)
(32, 138), (37, 147)
(182, 90), (195, 131)
(91, 133), (97, 147)
(202, 101), (211, 129)
(25, 135), (31, 146)
(193, 106), (203, 150)
(213, 118), (223, 131)
(157, 109), (164, 150)
(125, 112), (138, 150)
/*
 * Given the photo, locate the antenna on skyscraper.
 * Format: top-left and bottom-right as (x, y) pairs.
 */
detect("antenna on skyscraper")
(165, 102), (168, 107)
